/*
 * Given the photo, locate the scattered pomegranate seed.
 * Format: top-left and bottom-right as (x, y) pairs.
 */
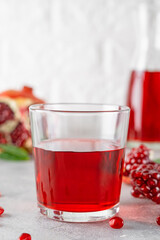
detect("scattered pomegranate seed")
(109, 216), (124, 229)
(18, 233), (31, 240)
(0, 102), (14, 124)
(123, 145), (150, 177)
(131, 162), (160, 204)
(0, 207), (4, 215)
(156, 216), (160, 226)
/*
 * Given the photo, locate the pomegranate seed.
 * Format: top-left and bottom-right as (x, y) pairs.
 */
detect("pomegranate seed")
(0, 207), (4, 215)
(19, 233), (31, 240)
(137, 159), (142, 164)
(147, 179), (157, 188)
(142, 173), (150, 181)
(109, 216), (124, 229)
(130, 169), (136, 178)
(135, 178), (143, 187)
(143, 170), (149, 174)
(130, 158), (136, 164)
(140, 184), (150, 194)
(152, 193), (160, 204)
(152, 172), (160, 180)
(146, 192), (153, 199)
(132, 164), (139, 170)
(151, 187), (159, 196)
(126, 164), (131, 172)
(156, 216), (160, 226)
(134, 171), (143, 178)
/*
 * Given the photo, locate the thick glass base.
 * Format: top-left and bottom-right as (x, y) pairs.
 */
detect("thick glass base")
(38, 203), (119, 223)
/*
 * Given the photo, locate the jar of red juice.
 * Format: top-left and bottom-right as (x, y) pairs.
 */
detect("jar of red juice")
(127, 1), (160, 151)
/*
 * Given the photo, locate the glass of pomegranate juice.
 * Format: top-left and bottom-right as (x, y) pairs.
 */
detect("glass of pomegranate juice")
(29, 104), (130, 222)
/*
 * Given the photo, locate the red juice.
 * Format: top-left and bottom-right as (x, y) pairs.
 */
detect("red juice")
(127, 70), (160, 142)
(33, 139), (125, 212)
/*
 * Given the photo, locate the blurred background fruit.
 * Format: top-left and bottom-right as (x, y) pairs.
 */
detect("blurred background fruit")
(0, 86), (44, 153)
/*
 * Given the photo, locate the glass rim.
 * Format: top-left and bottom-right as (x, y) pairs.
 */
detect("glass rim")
(29, 103), (130, 113)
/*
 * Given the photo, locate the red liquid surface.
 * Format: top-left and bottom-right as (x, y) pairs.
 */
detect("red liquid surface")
(127, 70), (160, 142)
(34, 139), (124, 212)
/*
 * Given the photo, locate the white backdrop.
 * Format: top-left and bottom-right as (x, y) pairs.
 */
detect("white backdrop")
(0, 0), (139, 104)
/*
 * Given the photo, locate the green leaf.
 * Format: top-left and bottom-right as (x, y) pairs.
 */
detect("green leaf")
(153, 158), (160, 164)
(0, 144), (30, 161)
(0, 152), (28, 161)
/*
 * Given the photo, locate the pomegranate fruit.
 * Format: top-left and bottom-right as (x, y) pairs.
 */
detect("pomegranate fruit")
(0, 86), (44, 153)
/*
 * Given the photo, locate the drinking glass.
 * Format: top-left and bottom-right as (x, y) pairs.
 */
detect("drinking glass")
(29, 103), (130, 222)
